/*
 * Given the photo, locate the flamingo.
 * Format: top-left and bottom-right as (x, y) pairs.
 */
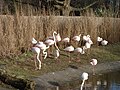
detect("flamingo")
(45, 31), (60, 51)
(97, 36), (103, 42)
(36, 41), (49, 59)
(97, 36), (103, 46)
(83, 37), (93, 55)
(31, 38), (38, 46)
(31, 47), (41, 70)
(90, 59), (98, 75)
(84, 38), (93, 49)
(81, 35), (90, 46)
(62, 37), (70, 43)
(72, 34), (81, 42)
(101, 40), (108, 46)
(54, 49), (60, 61)
(83, 35), (90, 42)
(55, 33), (61, 52)
(62, 37), (70, 48)
(63, 45), (74, 61)
(80, 72), (89, 90)
(74, 47), (85, 62)
(55, 33), (61, 42)
(72, 34), (81, 47)
(44, 31), (60, 59)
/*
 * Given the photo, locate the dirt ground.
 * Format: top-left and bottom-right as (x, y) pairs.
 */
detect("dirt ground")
(33, 61), (120, 90)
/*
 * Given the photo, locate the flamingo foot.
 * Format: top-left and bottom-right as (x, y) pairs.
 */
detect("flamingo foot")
(38, 67), (41, 70)
(38, 65), (41, 70)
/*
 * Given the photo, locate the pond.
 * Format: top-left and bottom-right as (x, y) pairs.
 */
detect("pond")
(74, 71), (120, 90)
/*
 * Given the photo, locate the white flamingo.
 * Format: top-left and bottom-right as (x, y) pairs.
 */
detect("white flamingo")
(81, 35), (91, 46)
(64, 45), (74, 61)
(84, 38), (93, 49)
(97, 36), (103, 46)
(72, 34), (81, 42)
(83, 37), (93, 55)
(101, 40), (108, 46)
(90, 59), (98, 75)
(62, 37), (70, 43)
(83, 35), (90, 42)
(31, 47), (41, 70)
(80, 72), (89, 90)
(55, 33), (61, 42)
(97, 36), (103, 42)
(32, 38), (37, 45)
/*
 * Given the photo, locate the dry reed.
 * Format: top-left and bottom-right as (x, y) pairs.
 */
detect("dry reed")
(0, 15), (120, 57)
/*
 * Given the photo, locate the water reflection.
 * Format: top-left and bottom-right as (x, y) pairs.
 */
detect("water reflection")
(60, 71), (120, 90)
(75, 71), (120, 90)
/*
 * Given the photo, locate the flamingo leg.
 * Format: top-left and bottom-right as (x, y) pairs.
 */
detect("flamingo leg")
(34, 55), (38, 70)
(76, 54), (80, 62)
(36, 52), (41, 70)
(40, 52), (42, 62)
(69, 52), (71, 62)
(38, 59), (41, 70)
(93, 66), (95, 75)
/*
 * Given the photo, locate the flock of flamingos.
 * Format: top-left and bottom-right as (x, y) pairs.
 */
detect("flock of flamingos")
(31, 31), (108, 90)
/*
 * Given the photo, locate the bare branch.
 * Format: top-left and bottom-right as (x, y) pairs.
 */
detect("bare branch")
(72, 1), (99, 11)
(54, 5), (63, 9)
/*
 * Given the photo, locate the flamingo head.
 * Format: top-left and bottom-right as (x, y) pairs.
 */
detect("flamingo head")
(90, 59), (98, 66)
(53, 31), (57, 34)
(32, 38), (37, 44)
(81, 72), (89, 81)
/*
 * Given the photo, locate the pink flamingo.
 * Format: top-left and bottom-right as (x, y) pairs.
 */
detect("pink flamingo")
(72, 34), (81, 42)
(72, 34), (81, 45)
(35, 41), (49, 59)
(74, 47), (85, 62)
(62, 37), (70, 48)
(90, 59), (98, 75)
(31, 47), (41, 70)
(64, 45), (74, 61)
(45, 31), (60, 51)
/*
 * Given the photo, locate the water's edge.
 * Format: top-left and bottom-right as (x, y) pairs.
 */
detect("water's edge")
(33, 61), (120, 90)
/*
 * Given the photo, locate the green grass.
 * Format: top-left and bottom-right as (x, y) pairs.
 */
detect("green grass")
(0, 43), (120, 79)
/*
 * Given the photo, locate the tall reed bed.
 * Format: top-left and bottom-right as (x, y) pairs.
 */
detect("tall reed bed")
(0, 15), (120, 57)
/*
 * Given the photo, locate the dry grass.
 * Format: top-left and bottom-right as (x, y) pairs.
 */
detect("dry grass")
(0, 15), (120, 57)
(0, 42), (119, 79)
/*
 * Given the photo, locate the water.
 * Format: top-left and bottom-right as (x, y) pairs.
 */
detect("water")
(75, 71), (120, 90)
(59, 71), (120, 90)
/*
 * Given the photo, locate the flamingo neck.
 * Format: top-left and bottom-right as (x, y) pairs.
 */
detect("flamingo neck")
(36, 52), (40, 61)
(81, 80), (85, 90)
(79, 34), (81, 37)
(53, 31), (60, 51)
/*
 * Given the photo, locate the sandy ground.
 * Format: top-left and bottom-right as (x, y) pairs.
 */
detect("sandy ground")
(33, 61), (120, 90)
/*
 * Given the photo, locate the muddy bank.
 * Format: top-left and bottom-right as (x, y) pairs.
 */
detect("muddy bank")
(33, 61), (120, 90)
(0, 69), (35, 90)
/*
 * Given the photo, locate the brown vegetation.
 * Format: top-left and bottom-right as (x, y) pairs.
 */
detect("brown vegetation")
(0, 15), (120, 57)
